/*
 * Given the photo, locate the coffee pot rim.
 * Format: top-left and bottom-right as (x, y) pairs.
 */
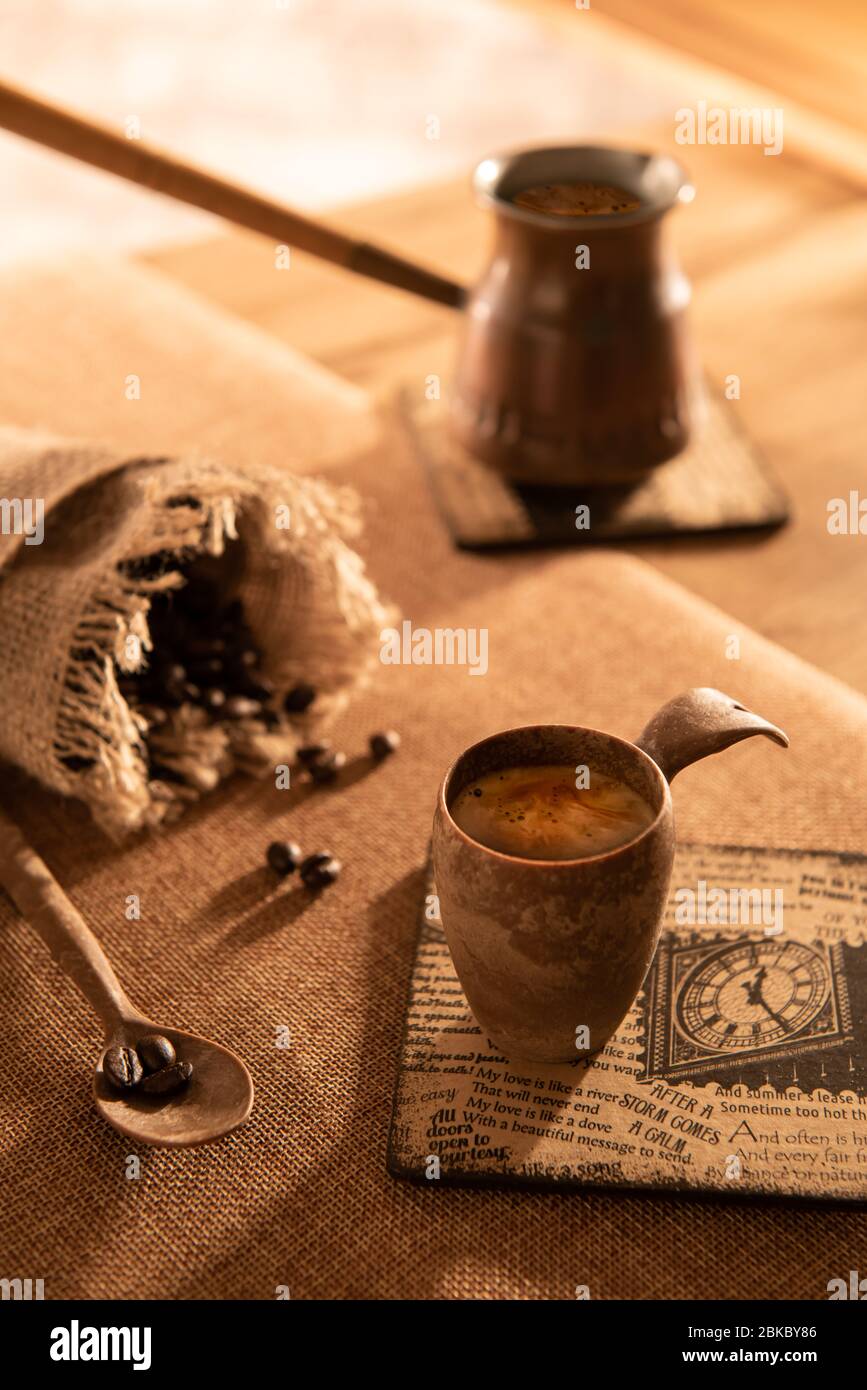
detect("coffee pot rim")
(472, 142), (694, 231)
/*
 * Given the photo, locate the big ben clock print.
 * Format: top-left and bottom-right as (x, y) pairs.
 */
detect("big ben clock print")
(641, 930), (867, 1095)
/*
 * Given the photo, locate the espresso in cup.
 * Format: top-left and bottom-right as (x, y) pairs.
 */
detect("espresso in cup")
(512, 181), (641, 216)
(450, 763), (655, 860)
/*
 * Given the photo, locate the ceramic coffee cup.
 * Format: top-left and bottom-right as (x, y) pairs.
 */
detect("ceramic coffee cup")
(432, 690), (788, 1063)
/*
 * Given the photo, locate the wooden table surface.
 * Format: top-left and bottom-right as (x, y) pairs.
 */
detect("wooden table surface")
(146, 16), (867, 701)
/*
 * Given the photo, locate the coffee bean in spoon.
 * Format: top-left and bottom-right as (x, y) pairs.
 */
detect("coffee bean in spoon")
(141, 1060), (194, 1096)
(370, 730), (400, 759)
(137, 1033), (177, 1074)
(300, 853), (342, 888)
(103, 1045), (144, 1091)
(267, 840), (303, 876)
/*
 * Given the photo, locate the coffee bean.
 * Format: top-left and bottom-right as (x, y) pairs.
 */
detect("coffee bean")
(103, 1045), (144, 1091)
(297, 742), (330, 765)
(300, 851), (331, 872)
(160, 662), (187, 685)
(238, 676), (275, 703)
(309, 750), (346, 784)
(267, 840), (303, 875)
(224, 695), (262, 719)
(205, 687), (226, 712)
(141, 1061), (193, 1095)
(137, 1033), (177, 1074)
(237, 649), (260, 670)
(300, 853), (342, 889)
(370, 729), (400, 758)
(284, 682), (316, 714)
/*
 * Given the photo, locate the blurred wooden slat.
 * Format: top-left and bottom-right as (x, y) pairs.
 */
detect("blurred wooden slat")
(589, 0), (867, 139)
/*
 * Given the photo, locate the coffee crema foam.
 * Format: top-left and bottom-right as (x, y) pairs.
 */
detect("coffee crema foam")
(511, 181), (641, 216)
(450, 763), (655, 860)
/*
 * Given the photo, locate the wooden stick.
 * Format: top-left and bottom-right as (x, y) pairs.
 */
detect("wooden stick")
(0, 76), (466, 309)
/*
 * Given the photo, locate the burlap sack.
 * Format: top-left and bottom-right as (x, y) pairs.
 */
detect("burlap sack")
(0, 426), (389, 839)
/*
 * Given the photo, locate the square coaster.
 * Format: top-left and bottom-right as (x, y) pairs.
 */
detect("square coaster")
(388, 843), (867, 1201)
(400, 388), (789, 549)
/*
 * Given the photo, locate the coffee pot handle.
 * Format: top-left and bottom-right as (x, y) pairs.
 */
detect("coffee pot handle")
(635, 688), (788, 783)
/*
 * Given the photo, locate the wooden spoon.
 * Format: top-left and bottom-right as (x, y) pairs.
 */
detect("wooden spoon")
(0, 809), (253, 1147)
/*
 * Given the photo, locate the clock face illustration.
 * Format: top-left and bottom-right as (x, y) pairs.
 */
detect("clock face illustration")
(640, 929), (862, 1093)
(676, 939), (829, 1054)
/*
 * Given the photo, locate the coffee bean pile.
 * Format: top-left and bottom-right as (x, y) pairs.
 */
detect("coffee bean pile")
(115, 560), (324, 793)
(103, 1033), (192, 1097)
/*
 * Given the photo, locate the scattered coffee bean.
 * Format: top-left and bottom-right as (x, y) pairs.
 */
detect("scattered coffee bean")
(141, 1061), (194, 1096)
(103, 1045), (144, 1091)
(284, 682), (316, 714)
(300, 853), (342, 889)
(267, 840), (303, 875)
(204, 687), (226, 712)
(297, 742), (330, 765)
(370, 729), (400, 759)
(137, 1033), (177, 1074)
(309, 750), (346, 784)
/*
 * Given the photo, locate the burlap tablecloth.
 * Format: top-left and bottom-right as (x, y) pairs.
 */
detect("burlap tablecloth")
(1, 261), (865, 1299)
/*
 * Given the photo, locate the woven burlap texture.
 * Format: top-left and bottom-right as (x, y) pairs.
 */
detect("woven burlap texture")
(2, 427), (866, 1298)
(1, 258), (864, 1300)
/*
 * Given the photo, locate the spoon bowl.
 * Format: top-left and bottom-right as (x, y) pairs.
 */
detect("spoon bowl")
(94, 1021), (254, 1147)
(0, 808), (255, 1148)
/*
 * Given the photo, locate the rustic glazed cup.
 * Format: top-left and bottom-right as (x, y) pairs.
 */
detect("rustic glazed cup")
(432, 690), (788, 1063)
(450, 144), (698, 487)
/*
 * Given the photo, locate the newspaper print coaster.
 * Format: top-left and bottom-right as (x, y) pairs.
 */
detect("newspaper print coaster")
(388, 843), (867, 1200)
(401, 388), (789, 549)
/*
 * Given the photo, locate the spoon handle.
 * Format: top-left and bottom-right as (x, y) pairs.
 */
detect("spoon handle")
(0, 808), (136, 1035)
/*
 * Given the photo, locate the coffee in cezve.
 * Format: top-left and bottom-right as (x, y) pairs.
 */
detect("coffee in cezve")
(512, 181), (641, 216)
